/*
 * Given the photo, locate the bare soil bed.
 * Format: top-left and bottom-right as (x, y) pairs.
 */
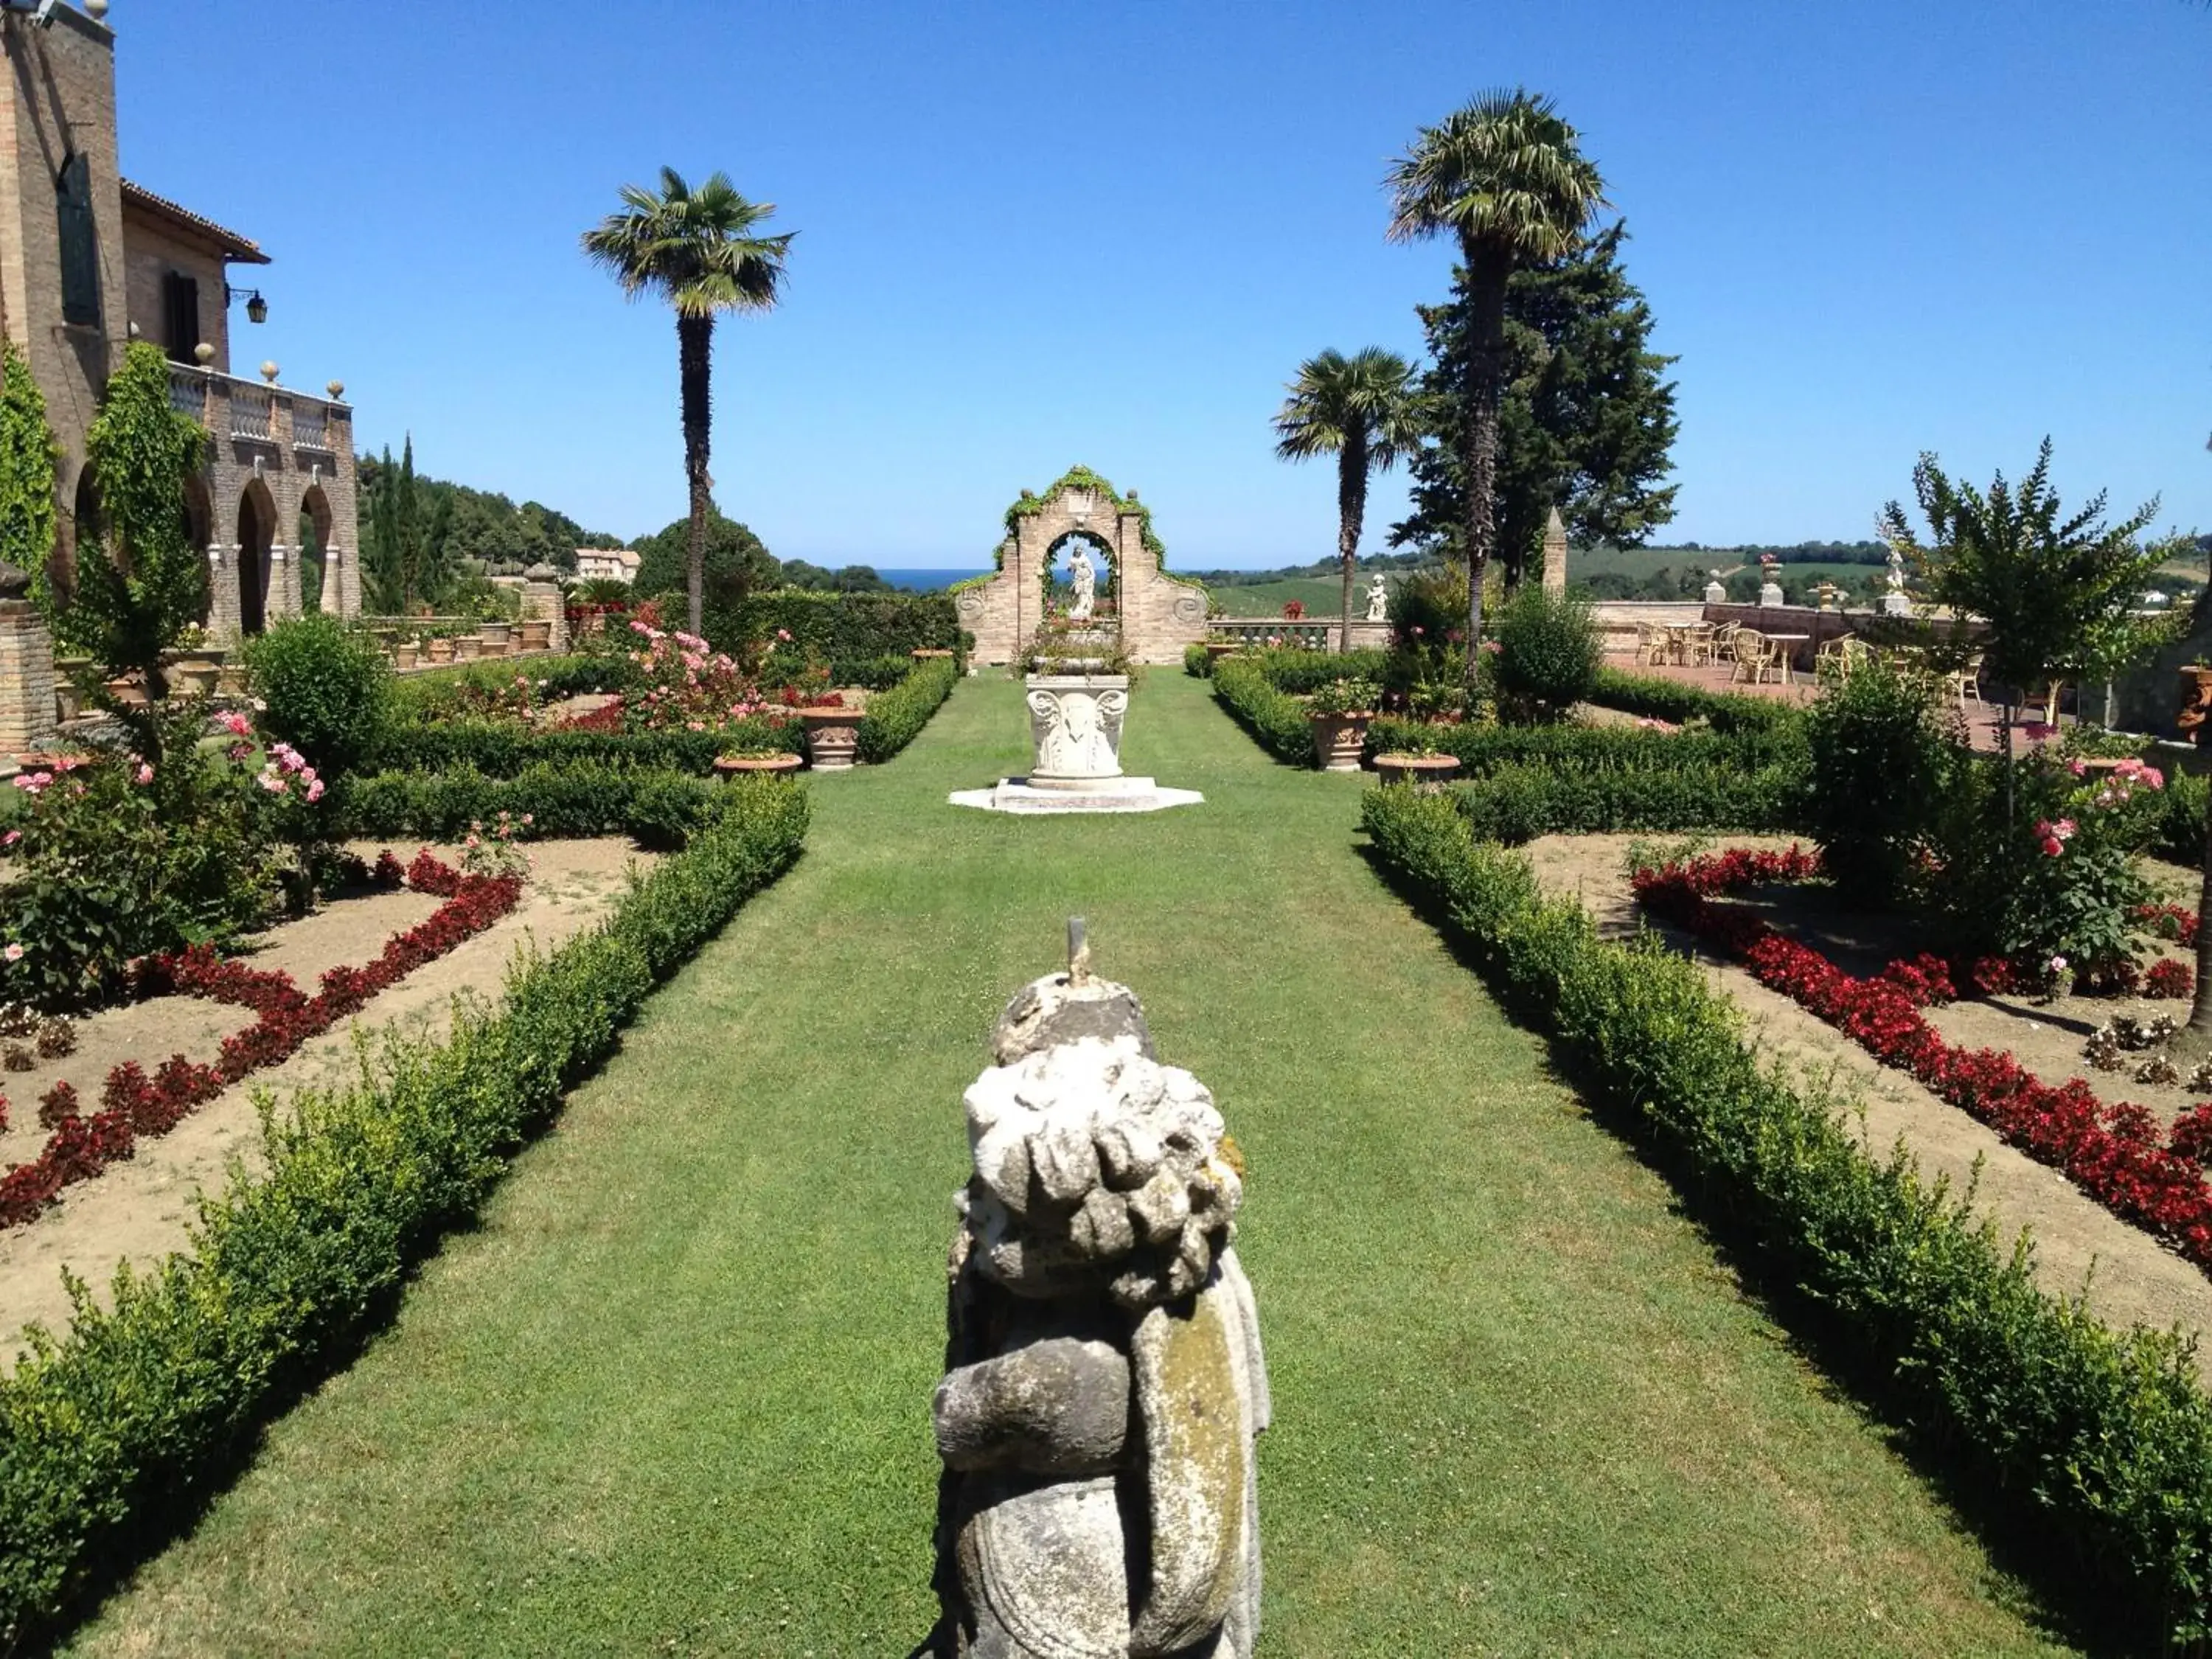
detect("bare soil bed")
(1525, 832), (2212, 1349)
(0, 836), (653, 1363)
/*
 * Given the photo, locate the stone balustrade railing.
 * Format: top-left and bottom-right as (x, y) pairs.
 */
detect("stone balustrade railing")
(1210, 617), (1394, 652)
(164, 364), (349, 453)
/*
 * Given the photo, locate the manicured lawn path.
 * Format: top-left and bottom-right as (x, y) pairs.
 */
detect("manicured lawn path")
(67, 675), (2069, 1656)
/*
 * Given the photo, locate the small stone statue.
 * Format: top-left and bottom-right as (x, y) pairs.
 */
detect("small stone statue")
(1068, 551), (1097, 622)
(1881, 546), (1912, 616)
(1364, 572), (1388, 622)
(922, 954), (1267, 1658)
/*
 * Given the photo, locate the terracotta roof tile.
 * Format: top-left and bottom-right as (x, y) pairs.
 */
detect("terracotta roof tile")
(119, 180), (269, 265)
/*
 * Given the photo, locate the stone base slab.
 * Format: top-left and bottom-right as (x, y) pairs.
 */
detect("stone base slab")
(950, 776), (1205, 815)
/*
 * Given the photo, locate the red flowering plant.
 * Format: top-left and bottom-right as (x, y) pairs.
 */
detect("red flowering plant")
(620, 608), (799, 735)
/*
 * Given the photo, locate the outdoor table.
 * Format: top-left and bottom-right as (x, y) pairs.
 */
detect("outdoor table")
(1763, 633), (1810, 686)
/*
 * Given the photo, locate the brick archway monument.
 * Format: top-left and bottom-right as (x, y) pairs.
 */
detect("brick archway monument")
(956, 465), (1208, 666)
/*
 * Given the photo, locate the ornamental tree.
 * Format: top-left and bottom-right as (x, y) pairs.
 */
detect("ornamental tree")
(59, 341), (209, 738)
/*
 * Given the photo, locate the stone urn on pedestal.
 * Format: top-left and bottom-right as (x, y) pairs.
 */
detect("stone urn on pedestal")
(425, 636), (456, 666)
(800, 700), (862, 771)
(1025, 672), (1131, 790)
(1306, 675), (1380, 773)
(392, 640), (420, 672)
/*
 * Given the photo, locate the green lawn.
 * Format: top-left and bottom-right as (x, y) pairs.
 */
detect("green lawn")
(66, 674), (2069, 1656)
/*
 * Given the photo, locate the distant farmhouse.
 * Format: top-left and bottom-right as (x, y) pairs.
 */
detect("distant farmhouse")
(575, 546), (640, 585)
(0, 0), (360, 643)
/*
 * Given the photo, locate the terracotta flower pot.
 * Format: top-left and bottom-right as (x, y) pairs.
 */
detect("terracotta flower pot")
(519, 620), (552, 653)
(799, 704), (862, 771)
(454, 636), (482, 662)
(2179, 666), (2212, 739)
(392, 643), (420, 671)
(713, 752), (804, 778)
(1372, 752), (1461, 789)
(1309, 711), (1374, 773)
(425, 638), (456, 665)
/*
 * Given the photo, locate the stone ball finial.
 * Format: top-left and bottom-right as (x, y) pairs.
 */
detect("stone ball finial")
(192, 341), (214, 366)
(260, 361), (279, 384)
(0, 560), (30, 601)
(85, 0), (109, 18)
(327, 380), (345, 400)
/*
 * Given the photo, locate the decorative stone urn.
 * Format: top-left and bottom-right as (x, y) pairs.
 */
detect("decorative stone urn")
(425, 636), (456, 665)
(217, 661), (249, 695)
(800, 703), (862, 771)
(2180, 667), (2212, 740)
(480, 622), (512, 655)
(392, 641), (420, 672)
(1025, 673), (1130, 790)
(1205, 641), (1240, 664)
(167, 655), (220, 698)
(454, 635), (482, 663)
(1373, 752), (1460, 789)
(1309, 711), (1374, 773)
(518, 619), (552, 653)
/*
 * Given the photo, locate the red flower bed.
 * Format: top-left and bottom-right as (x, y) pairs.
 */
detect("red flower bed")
(0, 851), (522, 1231)
(1635, 847), (2212, 1276)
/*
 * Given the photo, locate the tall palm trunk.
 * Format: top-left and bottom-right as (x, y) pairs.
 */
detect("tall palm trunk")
(1338, 430), (1368, 655)
(677, 312), (714, 637)
(1460, 253), (1509, 701)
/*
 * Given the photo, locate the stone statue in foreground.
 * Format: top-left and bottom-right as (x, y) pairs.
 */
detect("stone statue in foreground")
(921, 927), (1267, 1658)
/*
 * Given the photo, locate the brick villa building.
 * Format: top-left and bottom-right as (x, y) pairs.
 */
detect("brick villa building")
(0, 0), (359, 643)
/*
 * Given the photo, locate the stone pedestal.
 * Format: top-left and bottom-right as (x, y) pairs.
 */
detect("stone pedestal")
(1025, 674), (1130, 790)
(521, 566), (568, 654)
(0, 599), (58, 756)
(1759, 582), (1784, 608)
(1703, 579), (1727, 605)
(1881, 591), (1912, 617)
(800, 705), (861, 771)
(1541, 507), (1568, 598)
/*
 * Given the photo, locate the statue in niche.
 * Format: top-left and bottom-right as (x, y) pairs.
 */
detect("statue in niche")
(1067, 549), (1097, 622)
(1365, 573), (1388, 622)
(922, 957), (1267, 1658)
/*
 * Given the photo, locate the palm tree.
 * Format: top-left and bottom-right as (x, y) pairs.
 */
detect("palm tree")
(1387, 89), (1606, 695)
(1272, 348), (1424, 653)
(582, 167), (793, 636)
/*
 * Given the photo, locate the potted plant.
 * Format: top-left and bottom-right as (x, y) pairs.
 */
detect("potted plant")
(453, 632), (482, 662)
(392, 637), (420, 671)
(1371, 731), (1461, 789)
(425, 635), (456, 665)
(1307, 676), (1380, 772)
(1205, 630), (1241, 664)
(797, 694), (863, 771)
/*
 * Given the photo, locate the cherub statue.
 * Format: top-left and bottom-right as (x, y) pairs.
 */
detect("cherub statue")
(922, 961), (1267, 1658)
(1364, 572), (1388, 622)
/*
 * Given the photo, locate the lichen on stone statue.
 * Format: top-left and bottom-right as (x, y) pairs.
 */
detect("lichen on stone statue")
(920, 964), (1267, 1658)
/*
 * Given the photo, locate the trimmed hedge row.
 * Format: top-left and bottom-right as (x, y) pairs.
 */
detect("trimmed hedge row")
(386, 653), (633, 723)
(1242, 646), (1391, 694)
(334, 764), (729, 848)
(1446, 758), (1806, 844)
(1361, 785), (2212, 1646)
(855, 655), (958, 764)
(371, 723), (753, 778)
(1209, 655), (1316, 768)
(701, 589), (958, 667)
(0, 779), (810, 1649)
(1363, 715), (1808, 775)
(1590, 665), (1804, 734)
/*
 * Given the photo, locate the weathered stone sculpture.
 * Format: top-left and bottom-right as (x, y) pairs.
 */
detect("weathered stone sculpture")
(1364, 572), (1388, 622)
(923, 931), (1267, 1658)
(1068, 549), (1097, 622)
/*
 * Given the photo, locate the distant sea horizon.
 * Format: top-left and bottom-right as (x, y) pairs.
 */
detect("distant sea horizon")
(879, 567), (990, 592)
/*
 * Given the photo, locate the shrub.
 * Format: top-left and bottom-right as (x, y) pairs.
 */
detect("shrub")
(370, 723), (779, 778)
(244, 615), (392, 782)
(1802, 656), (1951, 897)
(1245, 646), (1391, 694)
(1210, 655), (1317, 767)
(855, 655), (956, 764)
(0, 780), (808, 1649)
(1448, 758), (1805, 844)
(333, 764), (734, 850)
(1491, 583), (1601, 723)
(1589, 666), (1804, 734)
(1363, 716), (1807, 777)
(1183, 643), (1213, 678)
(1360, 785), (2212, 1647)
(701, 588), (957, 667)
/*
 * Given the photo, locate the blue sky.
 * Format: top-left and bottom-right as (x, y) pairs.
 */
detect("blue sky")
(114, 1), (2210, 570)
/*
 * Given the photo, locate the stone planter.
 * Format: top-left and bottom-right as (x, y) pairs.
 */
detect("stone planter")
(392, 642), (420, 671)
(518, 619), (552, 653)
(1373, 752), (1461, 789)
(714, 752), (804, 779)
(912, 647), (954, 663)
(425, 637), (456, 665)
(102, 675), (148, 709)
(454, 636), (482, 663)
(217, 661), (250, 695)
(799, 703), (862, 771)
(1024, 673), (1130, 790)
(1309, 711), (1374, 773)
(169, 658), (220, 698)
(1205, 641), (1240, 663)
(480, 622), (512, 655)
(52, 681), (80, 723)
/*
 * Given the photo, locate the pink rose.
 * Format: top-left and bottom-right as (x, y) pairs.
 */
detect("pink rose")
(2, 943), (21, 963)
(220, 711), (253, 737)
(2, 830), (18, 847)
(135, 762), (154, 785)
(305, 779), (325, 803)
